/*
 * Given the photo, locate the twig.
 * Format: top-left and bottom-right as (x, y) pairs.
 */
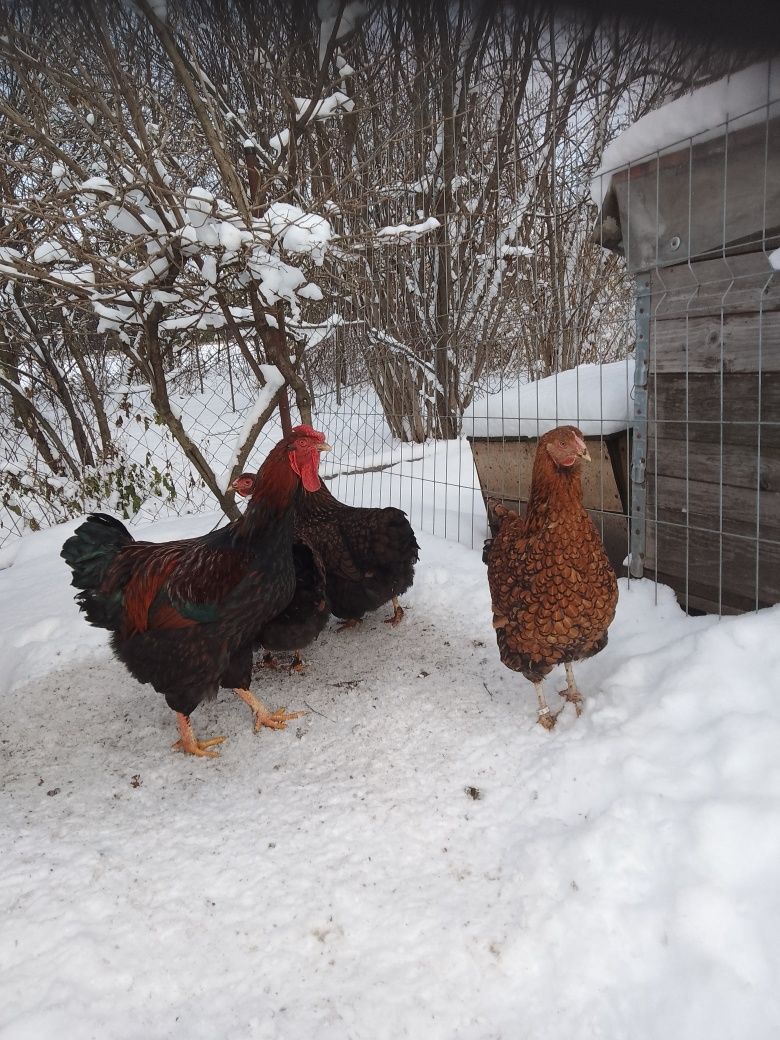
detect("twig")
(482, 682), (494, 700)
(304, 700), (335, 723)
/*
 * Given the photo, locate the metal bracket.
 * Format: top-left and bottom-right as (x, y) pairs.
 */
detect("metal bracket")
(629, 272), (651, 579)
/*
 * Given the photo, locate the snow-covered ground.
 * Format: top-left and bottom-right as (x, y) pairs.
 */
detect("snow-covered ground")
(1, 506), (779, 1040)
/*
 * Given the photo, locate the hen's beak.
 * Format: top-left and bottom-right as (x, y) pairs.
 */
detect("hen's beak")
(573, 434), (591, 462)
(317, 442), (333, 452)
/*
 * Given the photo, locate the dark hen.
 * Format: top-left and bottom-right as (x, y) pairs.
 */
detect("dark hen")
(485, 426), (618, 729)
(257, 542), (330, 671)
(61, 426), (330, 756)
(235, 477), (420, 628)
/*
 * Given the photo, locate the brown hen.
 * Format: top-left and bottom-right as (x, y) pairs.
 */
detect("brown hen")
(485, 425), (618, 729)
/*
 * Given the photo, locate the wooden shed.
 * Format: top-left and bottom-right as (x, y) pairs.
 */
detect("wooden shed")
(593, 61), (780, 612)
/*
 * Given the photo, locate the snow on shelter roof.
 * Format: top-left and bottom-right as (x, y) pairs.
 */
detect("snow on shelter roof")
(591, 59), (780, 209)
(462, 360), (635, 440)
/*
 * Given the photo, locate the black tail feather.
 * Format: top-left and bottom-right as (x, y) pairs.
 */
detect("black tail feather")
(61, 512), (133, 631)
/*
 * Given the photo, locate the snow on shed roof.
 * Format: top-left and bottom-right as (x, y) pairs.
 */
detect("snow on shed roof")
(591, 59), (780, 208)
(462, 360), (635, 440)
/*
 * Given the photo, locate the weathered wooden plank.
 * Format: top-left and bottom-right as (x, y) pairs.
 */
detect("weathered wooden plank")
(648, 430), (780, 490)
(645, 520), (780, 612)
(646, 473), (780, 540)
(468, 435), (625, 513)
(649, 372), (780, 424)
(651, 253), (780, 319)
(650, 310), (780, 373)
(611, 115), (780, 273)
(650, 420), (780, 450)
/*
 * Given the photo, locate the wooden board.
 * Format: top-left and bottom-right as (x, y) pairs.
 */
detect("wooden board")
(650, 427), (780, 490)
(651, 310), (780, 374)
(644, 520), (780, 613)
(649, 372), (780, 425)
(650, 253), (780, 319)
(468, 434), (627, 514)
(609, 115), (780, 273)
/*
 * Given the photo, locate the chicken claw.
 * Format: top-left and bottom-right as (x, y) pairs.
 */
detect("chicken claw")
(336, 618), (363, 632)
(559, 662), (584, 717)
(288, 652), (306, 675)
(259, 652), (279, 670)
(172, 713), (226, 758)
(233, 687), (305, 732)
(537, 707), (561, 731)
(532, 681), (561, 731)
(384, 597), (405, 626)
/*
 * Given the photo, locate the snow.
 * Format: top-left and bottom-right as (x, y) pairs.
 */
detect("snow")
(770, 246), (780, 271)
(219, 365), (286, 492)
(1, 506), (780, 1039)
(376, 216), (441, 243)
(262, 203), (333, 264)
(294, 92), (355, 123)
(592, 59), (780, 207)
(32, 240), (70, 264)
(318, 0), (368, 65)
(462, 360), (635, 438)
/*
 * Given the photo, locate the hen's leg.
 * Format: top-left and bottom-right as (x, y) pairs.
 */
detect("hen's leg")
(559, 662), (584, 717)
(383, 597), (405, 626)
(171, 713), (226, 758)
(233, 687), (304, 733)
(337, 617), (363, 632)
(534, 682), (560, 730)
(260, 652), (279, 670)
(287, 651), (306, 675)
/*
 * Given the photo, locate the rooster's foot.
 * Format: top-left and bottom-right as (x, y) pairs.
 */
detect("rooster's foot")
(337, 618), (363, 632)
(172, 713), (226, 758)
(233, 687), (305, 732)
(383, 598), (405, 626)
(258, 652), (279, 670)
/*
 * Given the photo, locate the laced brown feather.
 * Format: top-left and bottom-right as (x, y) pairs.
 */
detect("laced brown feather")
(486, 427), (618, 685)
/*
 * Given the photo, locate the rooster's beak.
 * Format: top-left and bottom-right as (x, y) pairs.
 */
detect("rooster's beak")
(580, 446), (592, 462)
(317, 443), (333, 452)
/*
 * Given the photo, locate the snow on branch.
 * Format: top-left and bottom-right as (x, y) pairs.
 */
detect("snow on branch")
(375, 217), (441, 244)
(219, 365), (286, 492)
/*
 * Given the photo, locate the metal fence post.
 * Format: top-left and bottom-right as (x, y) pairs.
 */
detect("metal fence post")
(629, 272), (651, 579)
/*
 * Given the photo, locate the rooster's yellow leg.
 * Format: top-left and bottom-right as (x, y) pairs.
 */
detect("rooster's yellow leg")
(383, 597), (405, 626)
(559, 662), (584, 717)
(533, 682), (561, 731)
(171, 713), (226, 757)
(233, 687), (305, 733)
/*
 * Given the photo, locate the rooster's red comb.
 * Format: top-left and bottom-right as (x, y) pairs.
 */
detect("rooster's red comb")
(290, 424), (326, 441)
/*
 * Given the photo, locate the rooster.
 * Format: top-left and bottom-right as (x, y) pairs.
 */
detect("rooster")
(234, 475), (419, 629)
(61, 426), (331, 757)
(485, 425), (618, 729)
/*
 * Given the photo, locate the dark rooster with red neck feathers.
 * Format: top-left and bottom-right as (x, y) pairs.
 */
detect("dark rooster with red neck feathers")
(485, 425), (618, 729)
(61, 426), (330, 757)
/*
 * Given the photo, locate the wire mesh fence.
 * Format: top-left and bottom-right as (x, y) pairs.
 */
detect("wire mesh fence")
(2, 57), (777, 618)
